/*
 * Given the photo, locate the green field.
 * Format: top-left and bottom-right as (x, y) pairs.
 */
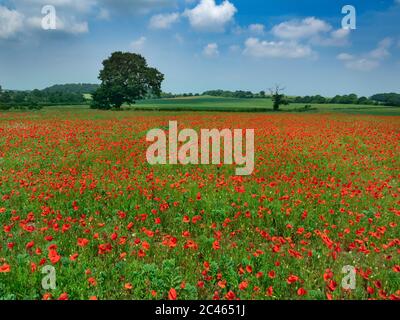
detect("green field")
(6, 96), (400, 116)
(133, 96), (400, 115)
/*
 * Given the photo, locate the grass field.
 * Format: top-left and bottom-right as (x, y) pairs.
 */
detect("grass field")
(131, 96), (400, 116)
(0, 103), (399, 300)
(5, 96), (398, 116)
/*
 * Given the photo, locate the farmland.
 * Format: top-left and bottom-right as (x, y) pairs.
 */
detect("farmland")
(0, 106), (399, 300)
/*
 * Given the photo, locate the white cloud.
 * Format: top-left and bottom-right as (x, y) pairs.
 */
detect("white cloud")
(13, 0), (96, 13)
(0, 6), (24, 39)
(343, 59), (380, 72)
(248, 23), (265, 35)
(64, 20), (89, 34)
(184, 0), (237, 32)
(272, 17), (351, 47)
(4, 0), (174, 41)
(130, 36), (146, 51)
(312, 28), (350, 46)
(203, 43), (219, 57)
(25, 15), (89, 34)
(2, 1), (92, 39)
(243, 37), (313, 59)
(337, 38), (393, 71)
(272, 17), (331, 40)
(149, 12), (180, 29)
(337, 53), (354, 61)
(369, 37), (393, 60)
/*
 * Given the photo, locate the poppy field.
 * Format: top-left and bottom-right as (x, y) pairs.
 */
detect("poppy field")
(0, 110), (399, 300)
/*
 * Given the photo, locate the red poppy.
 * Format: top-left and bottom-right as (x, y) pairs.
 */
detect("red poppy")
(266, 286), (273, 297)
(77, 238), (89, 247)
(168, 288), (177, 300)
(287, 275), (299, 284)
(297, 288), (307, 296)
(225, 291), (236, 300)
(238, 281), (248, 290)
(124, 283), (133, 290)
(0, 263), (11, 273)
(58, 293), (69, 300)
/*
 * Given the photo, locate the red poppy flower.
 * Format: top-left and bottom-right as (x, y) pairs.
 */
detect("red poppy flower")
(238, 281), (248, 290)
(225, 291), (236, 300)
(58, 293), (69, 300)
(77, 238), (89, 247)
(297, 288), (307, 296)
(0, 263), (11, 273)
(168, 288), (177, 300)
(287, 275), (299, 284)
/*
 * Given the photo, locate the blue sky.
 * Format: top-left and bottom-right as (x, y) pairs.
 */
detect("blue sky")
(0, 0), (399, 96)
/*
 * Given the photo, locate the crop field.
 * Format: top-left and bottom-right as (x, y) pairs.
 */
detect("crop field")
(134, 97), (400, 115)
(0, 108), (399, 300)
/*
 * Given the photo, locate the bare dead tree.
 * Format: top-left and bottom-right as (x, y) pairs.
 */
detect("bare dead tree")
(269, 84), (286, 111)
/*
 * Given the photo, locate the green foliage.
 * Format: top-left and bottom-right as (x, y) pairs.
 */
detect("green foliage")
(202, 90), (265, 99)
(91, 52), (164, 110)
(43, 83), (100, 94)
(370, 93), (400, 106)
(0, 85), (87, 110)
(269, 85), (287, 111)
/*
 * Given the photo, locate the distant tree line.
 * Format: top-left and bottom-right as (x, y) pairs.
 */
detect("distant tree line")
(292, 93), (400, 106)
(0, 84), (89, 110)
(2, 80), (400, 110)
(292, 94), (372, 105)
(43, 83), (99, 94)
(196, 90), (400, 107)
(202, 90), (267, 99)
(369, 93), (400, 107)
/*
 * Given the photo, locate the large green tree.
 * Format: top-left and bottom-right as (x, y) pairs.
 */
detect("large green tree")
(91, 52), (164, 109)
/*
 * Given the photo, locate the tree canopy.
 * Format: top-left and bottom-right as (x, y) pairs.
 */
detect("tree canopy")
(91, 52), (164, 109)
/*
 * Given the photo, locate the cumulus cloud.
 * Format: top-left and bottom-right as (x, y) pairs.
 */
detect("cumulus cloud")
(25, 15), (89, 34)
(342, 59), (380, 72)
(1, 0), (175, 41)
(243, 37), (313, 59)
(337, 38), (393, 71)
(0, 6), (24, 39)
(149, 12), (180, 29)
(203, 43), (219, 57)
(130, 36), (146, 51)
(272, 17), (350, 47)
(184, 0), (237, 32)
(272, 17), (331, 40)
(0, 1), (92, 39)
(311, 28), (350, 46)
(337, 53), (354, 61)
(13, 0), (96, 13)
(369, 37), (393, 60)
